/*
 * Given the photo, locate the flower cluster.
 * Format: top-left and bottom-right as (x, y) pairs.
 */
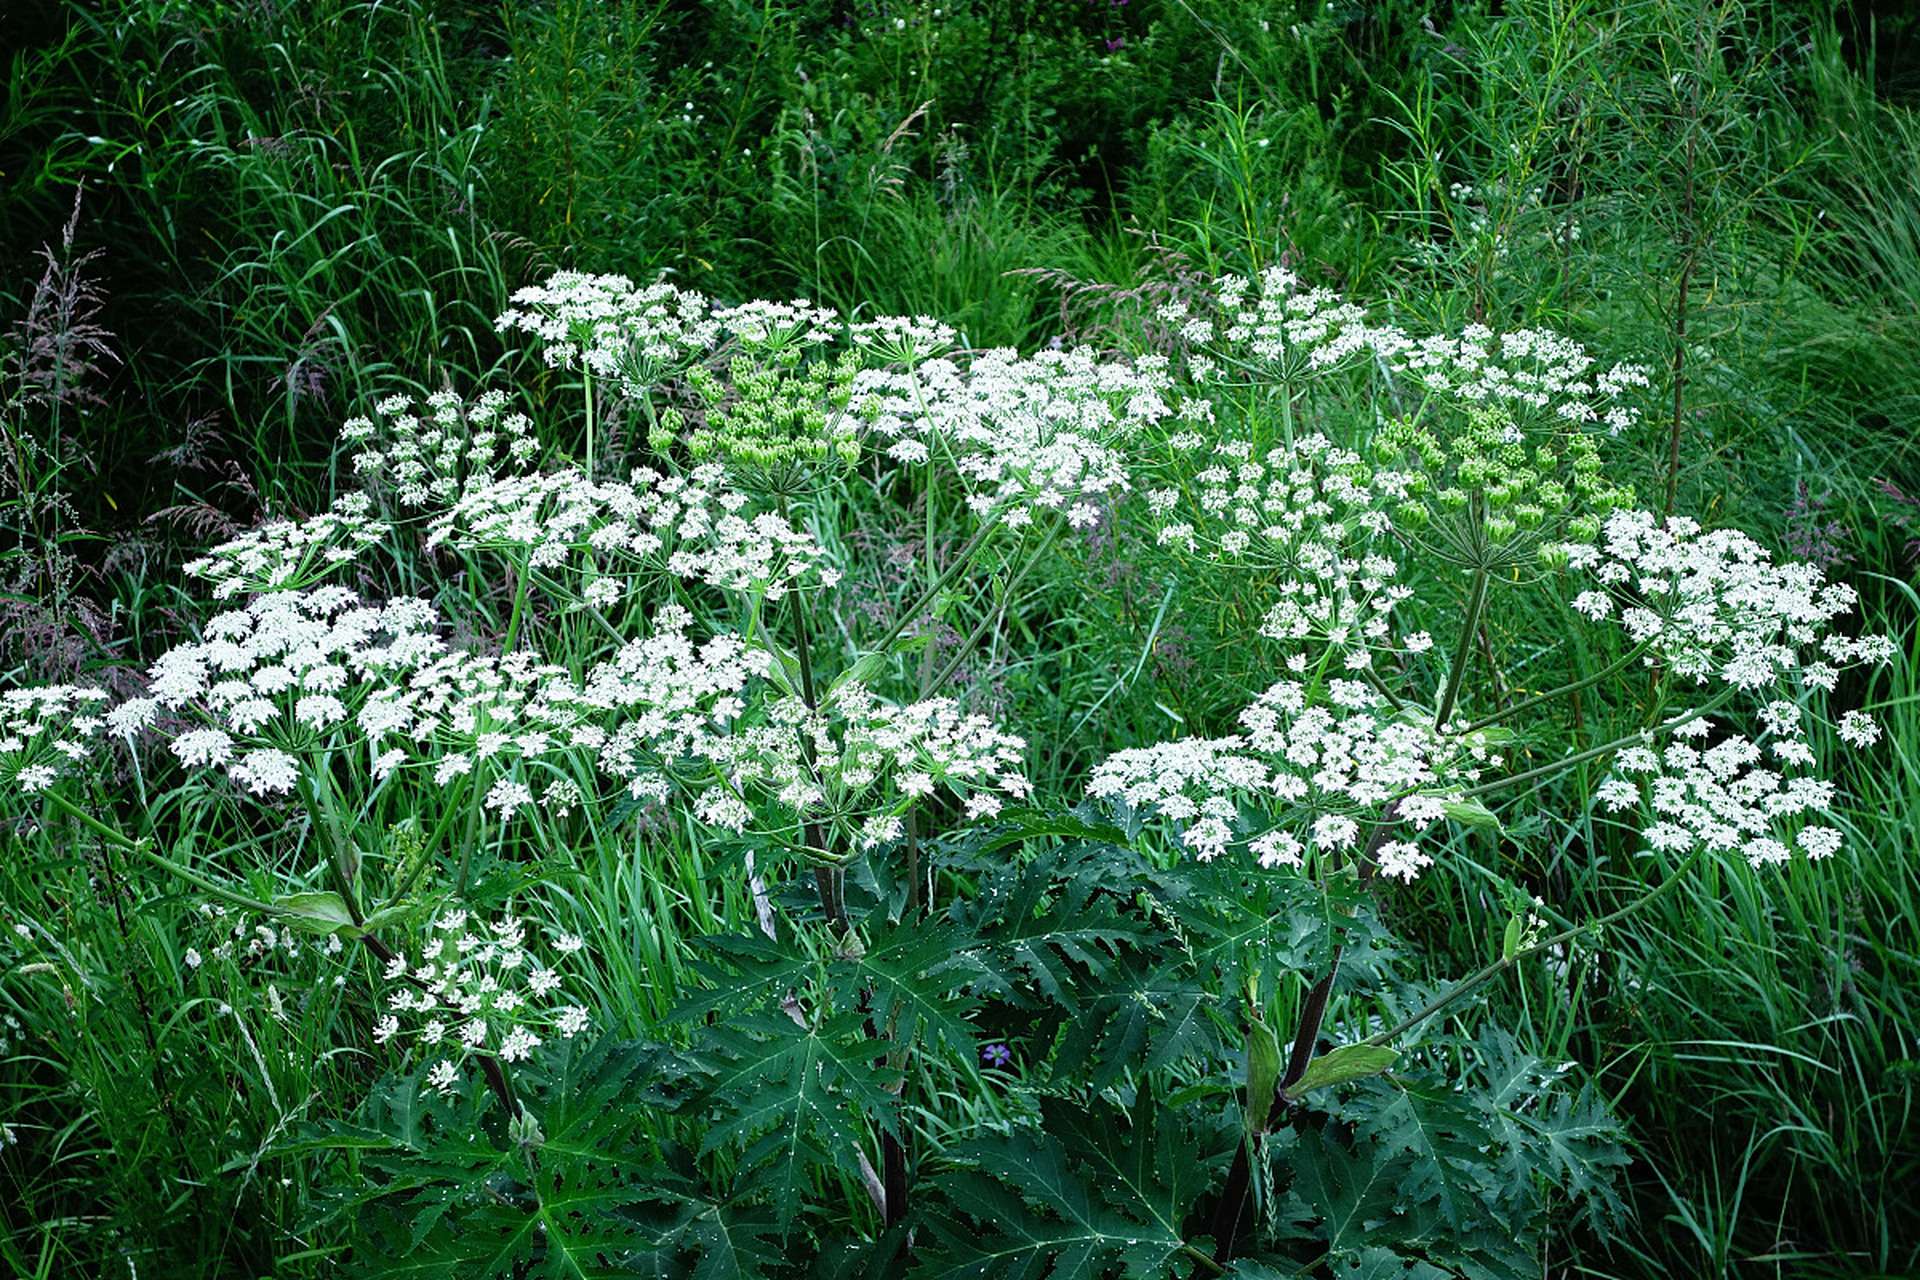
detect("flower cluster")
(585, 608), (1029, 852)
(427, 463), (833, 607)
(712, 298), (841, 358)
(113, 589), (588, 806)
(1595, 718), (1844, 867)
(1162, 267), (1648, 432)
(372, 909), (591, 1091)
(1379, 321), (1650, 435)
(851, 346), (1174, 528)
(1088, 678), (1496, 881)
(182, 494), (390, 600)
(1144, 434), (1427, 671)
(584, 603), (772, 802)
(848, 315), (957, 364)
(342, 388), (540, 510)
(117, 589), (438, 792)
(355, 646), (589, 802)
(1177, 265), (1376, 384)
(494, 273), (722, 393)
(0, 685), (108, 795)
(1562, 509), (1896, 696)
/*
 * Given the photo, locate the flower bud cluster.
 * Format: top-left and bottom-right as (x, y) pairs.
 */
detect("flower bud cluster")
(1374, 403), (1633, 559)
(682, 351), (862, 475)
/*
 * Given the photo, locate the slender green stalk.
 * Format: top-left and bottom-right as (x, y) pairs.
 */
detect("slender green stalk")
(867, 511), (1004, 659)
(1461, 685), (1739, 799)
(38, 790), (277, 914)
(1461, 638), (1655, 734)
(925, 515), (1062, 695)
(1362, 845), (1708, 1048)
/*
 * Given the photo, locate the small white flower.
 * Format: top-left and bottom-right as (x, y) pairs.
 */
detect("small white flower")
(484, 778), (535, 814)
(1836, 710), (1879, 749)
(427, 1059), (460, 1093)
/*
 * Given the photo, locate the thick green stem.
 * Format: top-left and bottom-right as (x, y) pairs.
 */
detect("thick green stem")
(502, 554), (532, 654)
(1434, 558), (1493, 731)
(583, 372), (597, 480)
(302, 765), (367, 927)
(779, 534), (847, 931)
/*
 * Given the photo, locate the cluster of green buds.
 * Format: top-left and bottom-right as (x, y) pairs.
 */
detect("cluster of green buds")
(680, 350), (863, 486)
(1373, 404), (1634, 568)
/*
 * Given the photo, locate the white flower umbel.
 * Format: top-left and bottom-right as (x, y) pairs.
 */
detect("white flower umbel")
(583, 603), (771, 788)
(713, 298), (841, 356)
(428, 462), (829, 606)
(585, 608), (1028, 854)
(135, 588), (585, 804)
(1087, 677), (1486, 879)
(1595, 722), (1844, 867)
(1380, 319), (1652, 436)
(1181, 265), (1378, 385)
(494, 273), (722, 395)
(376, 910), (593, 1093)
(697, 680), (1032, 849)
(0, 686), (109, 795)
(851, 346), (1175, 527)
(342, 388), (540, 511)
(848, 314), (958, 364)
(1142, 433), (1422, 672)
(1559, 509), (1896, 696)
(182, 494), (391, 600)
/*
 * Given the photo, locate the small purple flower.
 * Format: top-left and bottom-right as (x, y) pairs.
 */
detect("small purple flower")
(982, 1043), (1012, 1069)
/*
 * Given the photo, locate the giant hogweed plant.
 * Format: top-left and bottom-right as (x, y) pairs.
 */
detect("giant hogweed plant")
(0, 265), (1891, 1277)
